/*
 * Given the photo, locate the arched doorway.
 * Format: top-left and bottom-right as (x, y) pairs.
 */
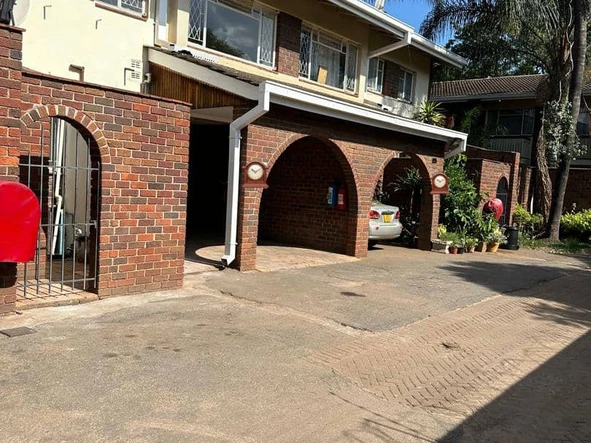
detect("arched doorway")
(258, 136), (358, 254)
(17, 117), (101, 298)
(496, 177), (509, 225)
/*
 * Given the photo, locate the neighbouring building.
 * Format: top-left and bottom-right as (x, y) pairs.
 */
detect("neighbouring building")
(1, 0), (469, 313)
(431, 74), (591, 213)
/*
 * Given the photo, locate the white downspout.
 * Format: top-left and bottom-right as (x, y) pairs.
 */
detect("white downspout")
(221, 84), (270, 267)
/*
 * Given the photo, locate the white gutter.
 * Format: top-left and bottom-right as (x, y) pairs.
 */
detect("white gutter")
(369, 32), (412, 59)
(222, 84), (270, 267)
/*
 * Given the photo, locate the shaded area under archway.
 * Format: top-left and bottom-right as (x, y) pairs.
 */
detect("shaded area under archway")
(259, 136), (357, 255)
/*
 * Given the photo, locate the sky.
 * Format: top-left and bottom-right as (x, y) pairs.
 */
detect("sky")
(385, 0), (432, 31)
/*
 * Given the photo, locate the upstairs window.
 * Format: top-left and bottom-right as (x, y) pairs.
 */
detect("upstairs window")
(367, 58), (384, 94)
(488, 109), (535, 136)
(299, 26), (359, 93)
(188, 0), (276, 67)
(398, 69), (414, 102)
(97, 0), (146, 14)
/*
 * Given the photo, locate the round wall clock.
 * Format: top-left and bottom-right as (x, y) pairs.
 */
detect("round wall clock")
(243, 161), (268, 188)
(431, 173), (449, 194)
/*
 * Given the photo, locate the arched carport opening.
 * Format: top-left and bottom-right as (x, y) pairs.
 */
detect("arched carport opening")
(258, 136), (358, 255)
(380, 152), (437, 250)
(18, 115), (102, 298)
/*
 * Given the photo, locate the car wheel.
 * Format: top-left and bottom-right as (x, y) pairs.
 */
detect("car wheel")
(368, 240), (378, 248)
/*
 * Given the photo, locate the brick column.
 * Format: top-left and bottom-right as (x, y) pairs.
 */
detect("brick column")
(418, 185), (440, 251)
(0, 25), (23, 313)
(275, 13), (302, 77)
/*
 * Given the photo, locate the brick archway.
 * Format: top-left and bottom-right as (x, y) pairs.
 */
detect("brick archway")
(21, 105), (110, 161)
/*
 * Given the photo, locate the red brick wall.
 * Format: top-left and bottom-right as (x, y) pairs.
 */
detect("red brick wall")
(236, 105), (445, 270)
(19, 75), (191, 297)
(550, 168), (591, 211)
(259, 137), (349, 253)
(0, 25), (22, 312)
(0, 25), (190, 310)
(383, 61), (403, 99)
(275, 13), (302, 77)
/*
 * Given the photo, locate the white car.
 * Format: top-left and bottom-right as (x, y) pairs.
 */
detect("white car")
(368, 201), (403, 247)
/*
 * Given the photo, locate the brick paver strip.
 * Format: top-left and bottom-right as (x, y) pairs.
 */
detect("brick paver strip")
(311, 290), (590, 419)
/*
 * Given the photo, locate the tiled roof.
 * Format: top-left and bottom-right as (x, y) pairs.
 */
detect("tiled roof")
(431, 74), (591, 102)
(430, 74), (547, 101)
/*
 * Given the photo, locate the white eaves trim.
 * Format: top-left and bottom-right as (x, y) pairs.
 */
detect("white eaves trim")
(262, 81), (467, 155)
(147, 48), (260, 101)
(327, 0), (467, 69)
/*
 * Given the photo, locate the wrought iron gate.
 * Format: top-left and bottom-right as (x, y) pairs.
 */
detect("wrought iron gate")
(17, 118), (100, 298)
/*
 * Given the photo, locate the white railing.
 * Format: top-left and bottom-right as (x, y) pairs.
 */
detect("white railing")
(489, 137), (533, 165)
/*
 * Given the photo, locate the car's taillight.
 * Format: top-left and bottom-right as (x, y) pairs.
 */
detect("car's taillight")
(369, 210), (380, 219)
(395, 211), (400, 220)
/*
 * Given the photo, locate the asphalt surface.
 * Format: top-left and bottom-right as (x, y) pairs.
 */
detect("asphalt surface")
(0, 245), (589, 442)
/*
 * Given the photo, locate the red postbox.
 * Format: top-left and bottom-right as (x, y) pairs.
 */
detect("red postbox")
(0, 181), (41, 263)
(483, 198), (504, 221)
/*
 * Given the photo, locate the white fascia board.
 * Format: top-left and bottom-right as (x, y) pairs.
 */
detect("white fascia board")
(147, 48), (259, 101)
(326, 0), (467, 68)
(411, 35), (467, 69)
(262, 81), (467, 152)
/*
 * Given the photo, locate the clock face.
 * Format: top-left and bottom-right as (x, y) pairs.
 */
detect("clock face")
(433, 174), (447, 189)
(247, 163), (265, 181)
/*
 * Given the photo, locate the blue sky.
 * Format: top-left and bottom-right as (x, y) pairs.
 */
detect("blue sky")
(384, 0), (431, 31)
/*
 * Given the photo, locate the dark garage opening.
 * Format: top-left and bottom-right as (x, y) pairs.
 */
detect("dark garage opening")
(185, 123), (229, 264)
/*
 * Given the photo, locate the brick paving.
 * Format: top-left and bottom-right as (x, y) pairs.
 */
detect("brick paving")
(310, 271), (591, 436)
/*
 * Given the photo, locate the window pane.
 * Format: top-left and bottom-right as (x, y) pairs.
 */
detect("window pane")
(367, 58), (378, 91)
(259, 11), (275, 66)
(522, 108), (535, 135)
(345, 44), (358, 92)
(577, 110), (590, 135)
(299, 29), (312, 77)
(498, 110), (523, 135)
(189, 0), (206, 44)
(206, 2), (259, 63)
(99, 0), (119, 7)
(311, 42), (344, 89)
(122, 0), (143, 13)
(403, 72), (413, 101)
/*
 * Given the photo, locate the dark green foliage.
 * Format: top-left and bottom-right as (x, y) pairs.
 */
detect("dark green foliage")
(442, 154), (482, 234)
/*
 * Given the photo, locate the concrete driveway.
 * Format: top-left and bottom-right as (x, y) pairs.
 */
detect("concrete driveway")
(202, 245), (589, 332)
(1, 245), (589, 443)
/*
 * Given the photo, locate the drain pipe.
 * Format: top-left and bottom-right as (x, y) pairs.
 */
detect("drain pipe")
(222, 84), (270, 267)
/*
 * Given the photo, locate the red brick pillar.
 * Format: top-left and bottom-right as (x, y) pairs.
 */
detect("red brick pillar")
(418, 184), (440, 251)
(235, 186), (262, 271)
(0, 25), (23, 313)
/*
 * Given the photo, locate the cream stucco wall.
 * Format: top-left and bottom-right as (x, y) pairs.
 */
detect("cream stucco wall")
(20, 0), (156, 92)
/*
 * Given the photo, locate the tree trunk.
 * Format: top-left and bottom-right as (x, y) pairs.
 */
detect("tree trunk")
(533, 117), (552, 221)
(547, 2), (587, 240)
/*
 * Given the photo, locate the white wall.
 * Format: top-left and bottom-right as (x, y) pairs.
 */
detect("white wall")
(20, 0), (156, 91)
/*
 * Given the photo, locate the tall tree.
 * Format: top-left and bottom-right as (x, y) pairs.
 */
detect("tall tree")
(419, 0), (589, 238)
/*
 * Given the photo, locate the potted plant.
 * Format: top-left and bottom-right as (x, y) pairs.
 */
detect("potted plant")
(487, 229), (506, 253)
(464, 237), (477, 253)
(456, 236), (466, 254)
(432, 224), (452, 254)
(447, 232), (459, 254)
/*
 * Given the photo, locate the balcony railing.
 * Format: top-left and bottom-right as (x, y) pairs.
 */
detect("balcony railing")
(489, 137), (533, 165)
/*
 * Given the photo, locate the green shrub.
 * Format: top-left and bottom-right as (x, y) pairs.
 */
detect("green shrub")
(513, 204), (543, 238)
(560, 209), (591, 240)
(442, 154), (482, 233)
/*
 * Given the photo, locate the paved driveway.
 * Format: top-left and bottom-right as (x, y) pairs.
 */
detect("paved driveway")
(203, 245), (589, 332)
(1, 245), (589, 443)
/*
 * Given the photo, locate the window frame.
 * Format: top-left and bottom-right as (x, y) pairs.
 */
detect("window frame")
(487, 108), (535, 136)
(299, 24), (360, 93)
(367, 57), (385, 94)
(188, 0), (278, 69)
(95, 0), (147, 16)
(397, 69), (414, 103)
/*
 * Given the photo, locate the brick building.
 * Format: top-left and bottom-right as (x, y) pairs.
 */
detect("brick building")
(1, 1), (472, 313)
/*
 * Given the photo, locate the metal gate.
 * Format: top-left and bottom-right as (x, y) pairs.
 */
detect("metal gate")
(17, 117), (100, 298)
(496, 177), (509, 226)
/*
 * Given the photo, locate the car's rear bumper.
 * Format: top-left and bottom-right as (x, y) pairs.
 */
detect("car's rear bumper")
(368, 222), (403, 240)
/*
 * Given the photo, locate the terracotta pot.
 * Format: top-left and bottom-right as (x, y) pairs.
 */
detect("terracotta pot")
(487, 242), (500, 253)
(449, 247), (458, 254)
